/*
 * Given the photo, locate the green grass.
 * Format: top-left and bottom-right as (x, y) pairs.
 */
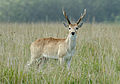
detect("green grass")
(0, 22), (120, 84)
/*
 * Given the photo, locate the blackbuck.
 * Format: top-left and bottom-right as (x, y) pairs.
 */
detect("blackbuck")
(27, 9), (86, 69)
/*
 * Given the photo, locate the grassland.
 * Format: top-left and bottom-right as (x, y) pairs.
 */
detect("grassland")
(0, 22), (120, 84)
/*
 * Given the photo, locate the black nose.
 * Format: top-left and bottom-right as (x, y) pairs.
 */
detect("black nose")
(71, 32), (75, 35)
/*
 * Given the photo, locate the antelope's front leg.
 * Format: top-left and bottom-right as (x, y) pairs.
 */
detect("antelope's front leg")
(67, 57), (72, 70)
(59, 57), (64, 65)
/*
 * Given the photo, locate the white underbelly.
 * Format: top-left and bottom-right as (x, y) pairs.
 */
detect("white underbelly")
(42, 54), (59, 59)
(42, 50), (75, 60)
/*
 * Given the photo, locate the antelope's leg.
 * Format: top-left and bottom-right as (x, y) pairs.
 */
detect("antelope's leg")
(25, 56), (35, 70)
(27, 56), (36, 66)
(67, 57), (72, 70)
(59, 57), (64, 65)
(37, 57), (48, 68)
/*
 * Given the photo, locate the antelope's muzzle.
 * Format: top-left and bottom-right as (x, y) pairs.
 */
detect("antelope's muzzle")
(71, 32), (75, 35)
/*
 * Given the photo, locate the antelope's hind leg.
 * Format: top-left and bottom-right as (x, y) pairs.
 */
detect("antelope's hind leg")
(24, 56), (36, 71)
(25, 56), (36, 68)
(25, 50), (42, 69)
(37, 57), (48, 68)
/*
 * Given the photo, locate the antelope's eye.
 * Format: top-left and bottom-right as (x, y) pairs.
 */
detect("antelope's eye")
(76, 27), (78, 30)
(69, 28), (71, 30)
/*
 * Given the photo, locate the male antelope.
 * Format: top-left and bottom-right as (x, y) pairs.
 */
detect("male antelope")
(27, 9), (86, 69)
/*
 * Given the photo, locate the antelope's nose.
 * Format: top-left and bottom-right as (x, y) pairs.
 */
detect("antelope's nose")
(71, 32), (75, 35)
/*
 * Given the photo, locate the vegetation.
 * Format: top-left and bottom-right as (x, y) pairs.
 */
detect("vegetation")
(0, 23), (120, 84)
(0, 0), (120, 22)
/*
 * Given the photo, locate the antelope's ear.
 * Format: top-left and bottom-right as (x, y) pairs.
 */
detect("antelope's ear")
(78, 22), (83, 28)
(63, 23), (69, 27)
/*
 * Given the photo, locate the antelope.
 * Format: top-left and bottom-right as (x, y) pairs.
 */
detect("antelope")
(27, 9), (86, 69)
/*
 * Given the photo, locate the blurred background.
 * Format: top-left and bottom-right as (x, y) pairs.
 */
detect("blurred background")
(0, 0), (120, 23)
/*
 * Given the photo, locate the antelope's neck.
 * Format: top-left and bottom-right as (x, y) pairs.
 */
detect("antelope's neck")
(65, 34), (76, 51)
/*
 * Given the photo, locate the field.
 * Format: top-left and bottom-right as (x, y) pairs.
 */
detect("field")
(0, 22), (120, 84)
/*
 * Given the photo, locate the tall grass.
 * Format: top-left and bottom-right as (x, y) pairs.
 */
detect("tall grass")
(0, 22), (120, 84)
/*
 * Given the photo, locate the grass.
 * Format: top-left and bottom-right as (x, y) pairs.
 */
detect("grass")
(0, 22), (120, 84)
